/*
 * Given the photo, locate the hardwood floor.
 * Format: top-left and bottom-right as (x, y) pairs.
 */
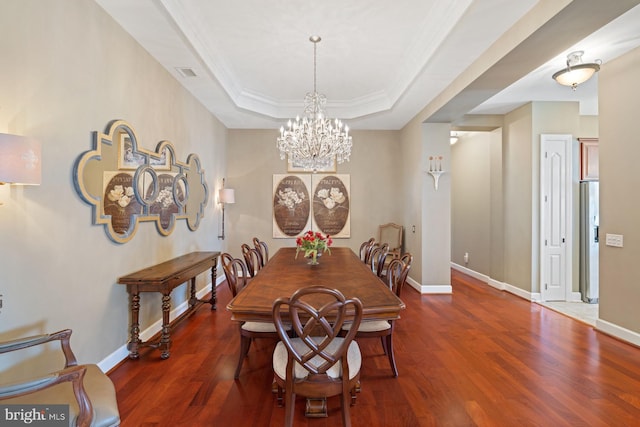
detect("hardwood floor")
(109, 269), (640, 426)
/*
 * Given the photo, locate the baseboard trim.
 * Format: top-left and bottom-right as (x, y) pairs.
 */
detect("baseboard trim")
(100, 277), (223, 373)
(451, 263), (540, 301)
(451, 264), (640, 348)
(595, 319), (640, 348)
(406, 276), (452, 294)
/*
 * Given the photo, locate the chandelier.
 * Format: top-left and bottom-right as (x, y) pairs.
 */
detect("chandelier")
(277, 36), (352, 172)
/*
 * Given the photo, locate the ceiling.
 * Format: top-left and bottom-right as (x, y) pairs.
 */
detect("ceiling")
(95, 0), (640, 130)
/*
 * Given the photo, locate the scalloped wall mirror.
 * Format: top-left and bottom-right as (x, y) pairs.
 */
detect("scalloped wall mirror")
(73, 120), (209, 243)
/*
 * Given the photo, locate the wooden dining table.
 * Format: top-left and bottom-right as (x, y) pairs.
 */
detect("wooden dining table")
(227, 246), (405, 417)
(227, 246), (406, 323)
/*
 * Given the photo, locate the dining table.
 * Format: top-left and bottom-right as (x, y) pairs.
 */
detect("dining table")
(226, 246), (406, 417)
(227, 246), (406, 323)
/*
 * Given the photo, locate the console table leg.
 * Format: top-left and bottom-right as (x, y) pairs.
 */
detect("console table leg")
(209, 264), (217, 310)
(160, 293), (171, 359)
(127, 292), (141, 359)
(189, 277), (197, 309)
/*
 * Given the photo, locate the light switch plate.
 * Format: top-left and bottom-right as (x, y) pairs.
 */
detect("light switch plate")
(605, 233), (623, 247)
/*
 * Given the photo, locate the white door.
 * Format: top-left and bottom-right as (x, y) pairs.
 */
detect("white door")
(540, 134), (572, 301)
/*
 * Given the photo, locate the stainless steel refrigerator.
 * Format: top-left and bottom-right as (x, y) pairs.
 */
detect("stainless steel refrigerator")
(579, 181), (599, 303)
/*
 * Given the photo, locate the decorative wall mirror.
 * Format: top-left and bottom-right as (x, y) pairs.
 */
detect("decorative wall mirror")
(73, 120), (209, 243)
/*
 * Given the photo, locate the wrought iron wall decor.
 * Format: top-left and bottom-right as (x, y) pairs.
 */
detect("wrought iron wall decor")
(74, 120), (209, 243)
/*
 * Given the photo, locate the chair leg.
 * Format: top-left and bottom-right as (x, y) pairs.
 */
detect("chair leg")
(284, 387), (295, 427)
(384, 334), (398, 377)
(234, 335), (252, 379)
(341, 389), (352, 427)
(275, 384), (284, 407)
(380, 336), (387, 355)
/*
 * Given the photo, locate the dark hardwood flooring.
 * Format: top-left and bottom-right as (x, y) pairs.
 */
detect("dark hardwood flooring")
(109, 269), (640, 426)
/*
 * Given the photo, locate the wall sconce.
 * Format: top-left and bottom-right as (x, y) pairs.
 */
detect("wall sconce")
(427, 155), (445, 191)
(217, 178), (235, 240)
(552, 51), (601, 90)
(0, 133), (41, 185)
(0, 133), (41, 205)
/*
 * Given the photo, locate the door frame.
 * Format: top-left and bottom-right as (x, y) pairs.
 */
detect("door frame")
(539, 134), (573, 302)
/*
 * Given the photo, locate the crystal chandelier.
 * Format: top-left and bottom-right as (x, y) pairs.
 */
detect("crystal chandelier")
(277, 36), (352, 172)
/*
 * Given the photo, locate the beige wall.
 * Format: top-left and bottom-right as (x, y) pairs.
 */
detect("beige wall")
(598, 46), (640, 335)
(453, 102), (585, 294)
(0, 0), (227, 378)
(451, 132), (492, 274)
(225, 129), (403, 263)
(399, 123), (425, 282)
(502, 104), (534, 292)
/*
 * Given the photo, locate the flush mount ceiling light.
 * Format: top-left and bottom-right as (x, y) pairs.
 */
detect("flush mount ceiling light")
(277, 36), (352, 172)
(552, 51), (601, 90)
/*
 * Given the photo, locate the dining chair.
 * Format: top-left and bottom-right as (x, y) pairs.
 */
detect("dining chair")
(272, 286), (363, 427)
(341, 256), (411, 377)
(380, 251), (413, 284)
(377, 222), (403, 260)
(222, 253), (282, 379)
(358, 238), (375, 262)
(253, 236), (269, 266)
(369, 243), (389, 277)
(0, 329), (120, 427)
(241, 243), (263, 277)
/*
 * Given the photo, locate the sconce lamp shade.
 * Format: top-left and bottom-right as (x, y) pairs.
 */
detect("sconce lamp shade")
(218, 188), (235, 204)
(0, 133), (41, 185)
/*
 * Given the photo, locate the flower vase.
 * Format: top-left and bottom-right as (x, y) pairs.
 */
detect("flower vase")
(308, 251), (319, 265)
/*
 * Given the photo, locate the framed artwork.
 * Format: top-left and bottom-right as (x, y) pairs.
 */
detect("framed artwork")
(286, 155), (337, 173)
(75, 120), (209, 243)
(102, 171), (142, 236)
(311, 174), (350, 238)
(118, 133), (170, 170)
(144, 172), (186, 232)
(272, 174), (312, 238)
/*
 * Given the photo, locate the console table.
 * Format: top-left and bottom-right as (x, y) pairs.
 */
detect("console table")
(118, 251), (220, 359)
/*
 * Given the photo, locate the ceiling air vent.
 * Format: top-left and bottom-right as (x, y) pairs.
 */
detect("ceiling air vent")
(176, 67), (197, 78)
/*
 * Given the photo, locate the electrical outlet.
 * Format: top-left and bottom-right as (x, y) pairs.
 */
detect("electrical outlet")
(463, 252), (469, 264)
(605, 233), (623, 247)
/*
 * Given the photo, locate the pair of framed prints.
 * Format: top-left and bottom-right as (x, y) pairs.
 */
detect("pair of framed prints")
(272, 174), (350, 239)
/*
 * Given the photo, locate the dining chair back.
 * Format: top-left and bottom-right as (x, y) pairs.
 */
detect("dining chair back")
(221, 254), (249, 297)
(241, 243), (263, 277)
(358, 238), (375, 262)
(272, 286), (363, 427)
(369, 243), (389, 277)
(253, 237), (269, 266)
(377, 223), (403, 260)
(386, 255), (411, 297)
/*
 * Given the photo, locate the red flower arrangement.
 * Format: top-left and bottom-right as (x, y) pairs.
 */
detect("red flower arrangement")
(295, 230), (332, 264)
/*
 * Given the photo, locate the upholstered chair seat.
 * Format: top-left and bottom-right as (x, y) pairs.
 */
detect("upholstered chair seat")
(341, 320), (391, 333)
(272, 337), (361, 381)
